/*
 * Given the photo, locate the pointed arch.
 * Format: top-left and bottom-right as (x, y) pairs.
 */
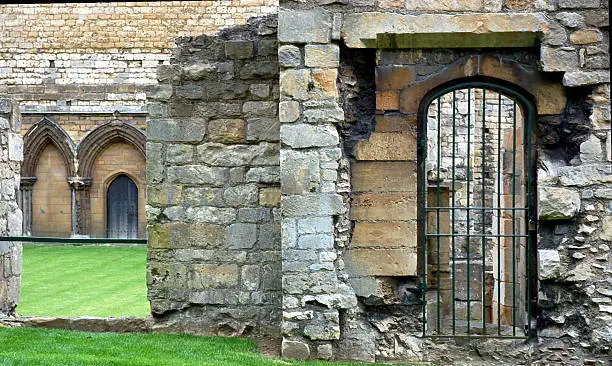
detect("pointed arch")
(22, 116), (76, 177)
(77, 119), (146, 178)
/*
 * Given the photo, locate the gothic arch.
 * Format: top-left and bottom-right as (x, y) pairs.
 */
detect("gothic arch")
(76, 119), (146, 178)
(22, 116), (76, 177)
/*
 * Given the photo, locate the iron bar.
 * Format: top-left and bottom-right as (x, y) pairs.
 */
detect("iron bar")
(466, 88), (472, 335)
(512, 100), (517, 336)
(481, 89), (487, 334)
(425, 207), (527, 211)
(425, 234), (529, 238)
(436, 97), (442, 335)
(497, 92), (502, 336)
(452, 90), (457, 335)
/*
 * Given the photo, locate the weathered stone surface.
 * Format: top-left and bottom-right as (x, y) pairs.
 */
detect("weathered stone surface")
(225, 40), (254, 59)
(278, 9), (331, 44)
(580, 135), (603, 163)
(352, 221), (417, 248)
(538, 187), (581, 220)
(354, 133), (417, 161)
(570, 29), (603, 44)
(280, 150), (319, 195)
(600, 217), (612, 242)
(166, 144), (193, 163)
(224, 184), (259, 207)
(208, 119), (246, 143)
(282, 340), (310, 359)
(167, 165), (227, 186)
(404, 0), (484, 11)
(282, 194), (343, 217)
(197, 142), (278, 166)
(226, 223), (257, 249)
(345, 248), (418, 276)
(188, 264), (239, 289)
(351, 193), (417, 220)
(303, 106), (343, 124)
(247, 118), (280, 142)
(312, 69), (339, 99)
(556, 12), (585, 28)
(539, 249), (561, 280)
(558, 0), (600, 8)
(376, 66), (416, 90)
(280, 69), (310, 100)
(540, 47), (580, 72)
(558, 164), (612, 186)
(352, 161), (417, 192)
(278, 45), (301, 67)
(563, 71), (610, 87)
(258, 187), (280, 207)
(279, 101), (300, 123)
(281, 124), (339, 148)
(304, 44), (339, 68)
(148, 118), (207, 142)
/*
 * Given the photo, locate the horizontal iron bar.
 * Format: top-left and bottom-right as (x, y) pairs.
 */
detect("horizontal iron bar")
(425, 233), (529, 238)
(425, 206), (528, 211)
(0, 236), (147, 244)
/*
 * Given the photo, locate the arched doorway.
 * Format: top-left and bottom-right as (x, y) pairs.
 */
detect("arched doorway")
(418, 79), (537, 338)
(107, 175), (138, 239)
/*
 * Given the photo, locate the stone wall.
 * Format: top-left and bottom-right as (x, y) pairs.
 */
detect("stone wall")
(277, 0), (610, 363)
(0, 99), (22, 317)
(146, 16), (281, 337)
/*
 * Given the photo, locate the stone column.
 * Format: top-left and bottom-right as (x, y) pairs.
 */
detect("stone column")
(0, 98), (23, 317)
(18, 177), (36, 236)
(68, 176), (92, 237)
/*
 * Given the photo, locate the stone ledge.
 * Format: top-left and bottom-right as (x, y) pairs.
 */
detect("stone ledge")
(341, 12), (546, 48)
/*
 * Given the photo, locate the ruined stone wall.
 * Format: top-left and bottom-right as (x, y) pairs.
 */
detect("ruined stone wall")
(146, 16), (281, 337)
(0, 99), (22, 317)
(278, 0), (610, 363)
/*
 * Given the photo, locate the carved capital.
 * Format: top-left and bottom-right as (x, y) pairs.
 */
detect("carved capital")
(68, 176), (92, 190)
(20, 176), (38, 189)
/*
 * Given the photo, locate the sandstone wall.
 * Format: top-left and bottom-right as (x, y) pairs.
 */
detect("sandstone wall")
(0, 99), (22, 317)
(146, 16), (281, 337)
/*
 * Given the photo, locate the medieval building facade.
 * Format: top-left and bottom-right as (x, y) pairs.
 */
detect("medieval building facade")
(1, 0), (610, 365)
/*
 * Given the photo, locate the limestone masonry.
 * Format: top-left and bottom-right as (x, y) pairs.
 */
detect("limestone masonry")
(0, 0), (610, 365)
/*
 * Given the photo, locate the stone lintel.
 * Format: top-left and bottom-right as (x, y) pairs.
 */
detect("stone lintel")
(376, 32), (539, 49)
(341, 12), (546, 48)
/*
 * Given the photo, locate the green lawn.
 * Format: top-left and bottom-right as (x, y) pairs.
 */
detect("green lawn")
(0, 328), (413, 366)
(19, 245), (149, 317)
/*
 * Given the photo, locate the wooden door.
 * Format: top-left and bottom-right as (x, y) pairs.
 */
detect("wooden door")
(107, 175), (138, 238)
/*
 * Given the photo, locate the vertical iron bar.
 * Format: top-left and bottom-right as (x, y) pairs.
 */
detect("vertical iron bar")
(526, 100), (533, 337)
(497, 93), (502, 336)
(421, 104), (429, 337)
(481, 89), (487, 334)
(452, 90), (457, 335)
(511, 100), (517, 336)
(466, 88), (472, 335)
(436, 97), (442, 335)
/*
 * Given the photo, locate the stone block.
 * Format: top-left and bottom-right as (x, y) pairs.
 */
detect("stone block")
(241, 265), (260, 291)
(183, 187), (225, 206)
(304, 44), (339, 68)
(280, 69), (310, 100)
(247, 118), (280, 142)
(249, 84), (270, 99)
(185, 206), (236, 225)
(242, 101), (277, 117)
(278, 45), (301, 67)
(600, 217), (612, 242)
(167, 165), (227, 186)
(298, 234), (334, 250)
(540, 47), (579, 72)
(538, 187), (581, 220)
(225, 40), (254, 59)
(352, 161), (417, 192)
(351, 221), (417, 248)
(570, 29), (603, 44)
(312, 69), (339, 99)
(354, 133), (417, 161)
(297, 217), (333, 235)
(404, 0), (484, 10)
(374, 114), (416, 133)
(148, 224), (171, 249)
(238, 207), (272, 223)
(279, 101), (300, 123)
(148, 118), (206, 142)
(351, 193), (417, 220)
(539, 249), (561, 280)
(224, 184), (259, 207)
(563, 71), (610, 87)
(166, 144), (193, 163)
(0, 99), (12, 114)
(345, 248), (418, 276)
(172, 222), (225, 249)
(303, 105), (343, 124)
(259, 187), (281, 207)
(282, 194), (343, 217)
(558, 164), (612, 186)
(558, 0), (600, 8)
(281, 340), (310, 359)
(227, 223), (257, 249)
(556, 12), (585, 28)
(7, 133), (23, 162)
(281, 124), (339, 148)
(246, 167), (280, 184)
(280, 149), (320, 195)
(208, 119), (246, 144)
(239, 61), (279, 80)
(197, 142), (278, 167)
(376, 91), (399, 111)
(580, 134), (603, 163)
(188, 264), (239, 289)
(376, 66), (416, 90)
(278, 9), (331, 44)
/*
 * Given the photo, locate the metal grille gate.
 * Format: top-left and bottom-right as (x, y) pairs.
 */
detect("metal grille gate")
(419, 81), (536, 338)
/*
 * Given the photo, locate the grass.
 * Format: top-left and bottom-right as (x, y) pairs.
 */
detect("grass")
(19, 244), (149, 317)
(0, 328), (414, 366)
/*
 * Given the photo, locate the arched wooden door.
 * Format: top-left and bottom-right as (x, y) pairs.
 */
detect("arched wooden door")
(107, 175), (138, 238)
